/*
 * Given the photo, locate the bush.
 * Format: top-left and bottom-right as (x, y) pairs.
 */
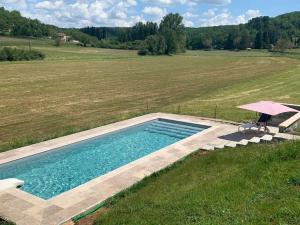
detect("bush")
(137, 49), (149, 56)
(96, 39), (144, 50)
(0, 47), (45, 61)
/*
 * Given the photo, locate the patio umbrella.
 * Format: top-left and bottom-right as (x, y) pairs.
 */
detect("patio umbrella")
(238, 101), (298, 116)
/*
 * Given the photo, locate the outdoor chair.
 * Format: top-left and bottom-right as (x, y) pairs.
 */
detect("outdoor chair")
(238, 113), (271, 133)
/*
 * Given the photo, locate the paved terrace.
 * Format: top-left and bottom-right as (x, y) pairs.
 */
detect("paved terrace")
(0, 113), (299, 225)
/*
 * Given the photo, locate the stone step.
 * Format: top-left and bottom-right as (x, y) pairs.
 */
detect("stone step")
(200, 144), (215, 151)
(209, 144), (224, 149)
(274, 133), (300, 140)
(261, 134), (273, 141)
(237, 139), (249, 146)
(249, 137), (261, 144)
(224, 141), (237, 148)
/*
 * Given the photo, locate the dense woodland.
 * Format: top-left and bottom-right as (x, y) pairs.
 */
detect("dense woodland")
(0, 7), (96, 46)
(81, 11), (300, 51)
(0, 7), (56, 37)
(0, 6), (299, 53)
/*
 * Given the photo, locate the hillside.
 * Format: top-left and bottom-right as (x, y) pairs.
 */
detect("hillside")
(0, 7), (97, 46)
(0, 7), (299, 50)
(80, 11), (300, 50)
(0, 7), (57, 37)
(185, 11), (300, 50)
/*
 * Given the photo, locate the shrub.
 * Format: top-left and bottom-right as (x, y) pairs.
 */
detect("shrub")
(0, 47), (45, 61)
(137, 49), (149, 56)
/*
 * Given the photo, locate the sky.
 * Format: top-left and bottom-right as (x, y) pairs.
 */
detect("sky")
(0, 0), (299, 28)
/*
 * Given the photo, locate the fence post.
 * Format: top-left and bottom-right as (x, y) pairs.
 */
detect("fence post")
(177, 104), (181, 114)
(214, 105), (217, 119)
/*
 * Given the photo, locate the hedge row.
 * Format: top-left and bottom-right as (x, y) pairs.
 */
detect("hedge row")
(0, 47), (45, 61)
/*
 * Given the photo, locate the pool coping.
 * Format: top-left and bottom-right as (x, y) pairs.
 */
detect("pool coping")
(0, 113), (232, 225)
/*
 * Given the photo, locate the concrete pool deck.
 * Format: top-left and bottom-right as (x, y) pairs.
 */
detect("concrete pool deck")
(0, 113), (294, 225)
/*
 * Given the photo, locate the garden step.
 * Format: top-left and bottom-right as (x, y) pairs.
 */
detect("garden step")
(261, 134), (273, 141)
(200, 145), (215, 151)
(237, 139), (249, 146)
(274, 133), (300, 140)
(249, 137), (261, 143)
(224, 141), (237, 148)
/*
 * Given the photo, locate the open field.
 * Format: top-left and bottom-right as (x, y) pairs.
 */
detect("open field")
(1, 37), (300, 152)
(79, 141), (300, 225)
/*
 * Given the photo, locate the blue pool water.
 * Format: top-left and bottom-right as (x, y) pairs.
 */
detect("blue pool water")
(0, 119), (208, 199)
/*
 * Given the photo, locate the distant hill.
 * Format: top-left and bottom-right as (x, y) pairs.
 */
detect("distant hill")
(0, 7), (97, 47)
(1, 6), (299, 50)
(80, 12), (300, 50)
(0, 7), (58, 37)
(185, 11), (300, 50)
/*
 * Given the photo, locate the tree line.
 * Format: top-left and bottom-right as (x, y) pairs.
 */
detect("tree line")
(186, 12), (300, 50)
(0, 7), (97, 47)
(0, 47), (45, 61)
(81, 11), (300, 52)
(1, 6), (299, 53)
(0, 7), (56, 37)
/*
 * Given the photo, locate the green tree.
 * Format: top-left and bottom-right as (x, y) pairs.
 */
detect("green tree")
(254, 30), (263, 49)
(202, 37), (212, 50)
(144, 35), (166, 55)
(159, 13), (186, 54)
(239, 29), (250, 50)
(54, 37), (61, 47)
(274, 38), (294, 52)
(225, 33), (234, 49)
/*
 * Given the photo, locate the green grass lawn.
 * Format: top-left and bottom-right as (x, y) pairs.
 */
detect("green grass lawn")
(1, 37), (300, 152)
(1, 37), (300, 225)
(85, 141), (300, 225)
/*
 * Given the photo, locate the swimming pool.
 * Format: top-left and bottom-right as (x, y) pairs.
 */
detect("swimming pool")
(0, 118), (208, 199)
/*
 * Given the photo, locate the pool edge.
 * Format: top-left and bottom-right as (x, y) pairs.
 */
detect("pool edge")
(0, 113), (224, 225)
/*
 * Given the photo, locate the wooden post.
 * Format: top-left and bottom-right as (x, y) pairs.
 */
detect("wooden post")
(214, 105), (217, 119)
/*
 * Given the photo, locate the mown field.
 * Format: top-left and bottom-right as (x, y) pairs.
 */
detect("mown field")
(1, 36), (300, 152)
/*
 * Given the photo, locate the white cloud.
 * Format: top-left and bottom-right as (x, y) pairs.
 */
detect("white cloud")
(183, 12), (198, 19)
(197, 8), (261, 27)
(199, 10), (231, 26)
(245, 9), (261, 19)
(199, 0), (231, 5)
(1, 0), (27, 10)
(143, 6), (166, 18)
(234, 9), (261, 24)
(203, 8), (217, 17)
(183, 19), (194, 27)
(127, 0), (137, 6)
(0, 0), (259, 28)
(35, 1), (64, 10)
(22, 0), (142, 27)
(143, 0), (231, 6)
(235, 15), (246, 24)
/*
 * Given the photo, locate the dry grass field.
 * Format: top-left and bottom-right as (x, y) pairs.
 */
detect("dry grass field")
(1, 37), (300, 152)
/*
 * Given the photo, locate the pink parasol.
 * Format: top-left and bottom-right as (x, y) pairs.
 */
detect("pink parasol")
(238, 101), (298, 116)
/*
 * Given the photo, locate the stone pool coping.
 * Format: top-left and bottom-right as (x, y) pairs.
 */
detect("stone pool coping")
(0, 113), (235, 225)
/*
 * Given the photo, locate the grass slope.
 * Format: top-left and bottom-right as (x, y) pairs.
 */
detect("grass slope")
(1, 37), (300, 152)
(91, 141), (300, 225)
